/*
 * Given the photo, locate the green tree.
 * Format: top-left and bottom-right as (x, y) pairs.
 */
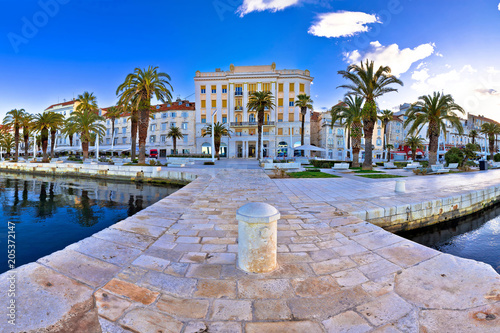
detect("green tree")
(378, 109), (393, 152)
(116, 66), (173, 164)
(105, 106), (123, 148)
(404, 92), (464, 165)
(330, 96), (364, 167)
(0, 129), (14, 156)
(3, 108), (25, 161)
(167, 126), (184, 155)
(405, 135), (425, 161)
(33, 112), (61, 162)
(62, 118), (78, 147)
(338, 60), (403, 170)
(480, 123), (500, 160)
(295, 94), (313, 149)
(20, 113), (33, 159)
(468, 129), (478, 145)
(247, 91), (275, 159)
(202, 122), (232, 160)
(49, 113), (65, 159)
(66, 108), (105, 160)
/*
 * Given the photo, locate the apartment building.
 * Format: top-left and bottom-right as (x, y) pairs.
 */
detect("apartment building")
(101, 99), (196, 157)
(194, 63), (313, 158)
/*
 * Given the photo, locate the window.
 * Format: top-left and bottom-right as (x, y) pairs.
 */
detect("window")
(171, 112), (177, 117)
(211, 85), (216, 94)
(377, 129), (381, 136)
(376, 138), (382, 146)
(201, 100), (206, 108)
(222, 99), (227, 108)
(122, 137), (127, 144)
(182, 112), (188, 118)
(337, 129), (343, 136)
(299, 83), (305, 92)
(278, 128), (283, 135)
(182, 122), (188, 130)
(201, 116), (206, 123)
(150, 124), (156, 132)
(150, 135), (156, 143)
(278, 114), (283, 122)
(122, 127), (126, 134)
(222, 85), (227, 93)
(289, 113), (294, 122)
(115, 119), (119, 124)
(160, 135), (166, 142)
(152, 114), (156, 120)
(161, 122), (167, 131)
(123, 118), (127, 123)
(262, 83), (270, 91)
(289, 99), (294, 107)
(289, 83), (295, 91)
(201, 85), (206, 94)
(211, 100), (216, 108)
(249, 114), (255, 122)
(170, 122), (176, 128)
(107, 129), (110, 135)
(235, 84), (243, 96)
(162, 112), (168, 118)
(114, 128), (118, 135)
(114, 137), (118, 145)
(178, 101), (182, 106)
(248, 83), (257, 93)
(106, 138), (110, 144)
(182, 149), (190, 154)
(107, 120), (110, 125)
(278, 83), (283, 92)
(222, 116), (227, 123)
(183, 134), (188, 143)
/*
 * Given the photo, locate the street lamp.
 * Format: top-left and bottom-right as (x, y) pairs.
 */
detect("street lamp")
(96, 131), (100, 160)
(211, 108), (216, 162)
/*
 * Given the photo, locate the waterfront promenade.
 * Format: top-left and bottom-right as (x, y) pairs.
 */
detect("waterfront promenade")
(1, 161), (499, 332)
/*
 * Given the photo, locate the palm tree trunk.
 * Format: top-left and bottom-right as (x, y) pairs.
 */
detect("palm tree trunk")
(41, 134), (49, 162)
(257, 109), (264, 160)
(14, 128), (19, 161)
(215, 137), (221, 160)
(428, 121), (439, 165)
(24, 133), (29, 159)
(387, 148), (391, 162)
(173, 137), (177, 155)
(69, 134), (73, 147)
(50, 130), (56, 159)
(82, 141), (89, 160)
(301, 108), (306, 146)
(352, 147), (360, 168)
(131, 118), (138, 160)
(362, 121), (374, 170)
(138, 104), (150, 164)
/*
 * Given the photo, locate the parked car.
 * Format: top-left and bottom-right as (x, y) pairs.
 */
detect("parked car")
(150, 149), (158, 158)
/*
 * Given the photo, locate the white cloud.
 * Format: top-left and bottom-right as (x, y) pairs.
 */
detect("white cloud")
(344, 41), (435, 77)
(308, 11), (380, 38)
(237, 0), (301, 17)
(412, 69), (429, 82)
(416, 62), (425, 70)
(435, 52), (443, 57)
(498, 2), (500, 11)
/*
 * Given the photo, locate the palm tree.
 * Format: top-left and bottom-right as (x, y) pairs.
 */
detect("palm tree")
(480, 123), (500, 159)
(338, 60), (403, 170)
(3, 108), (25, 161)
(295, 94), (313, 150)
(66, 108), (105, 160)
(468, 129), (478, 145)
(378, 109), (393, 155)
(20, 113), (33, 159)
(33, 112), (59, 162)
(386, 143), (394, 162)
(247, 91), (275, 159)
(405, 92), (464, 165)
(116, 66), (173, 164)
(202, 122), (232, 160)
(49, 113), (65, 159)
(0, 133), (14, 156)
(405, 136), (425, 161)
(330, 96), (364, 167)
(62, 118), (77, 147)
(167, 126), (184, 154)
(105, 106), (123, 149)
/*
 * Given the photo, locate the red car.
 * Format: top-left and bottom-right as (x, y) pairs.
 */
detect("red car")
(150, 149), (158, 158)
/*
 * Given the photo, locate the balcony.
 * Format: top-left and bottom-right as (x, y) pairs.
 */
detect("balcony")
(230, 121), (275, 127)
(234, 106), (243, 111)
(234, 91), (243, 96)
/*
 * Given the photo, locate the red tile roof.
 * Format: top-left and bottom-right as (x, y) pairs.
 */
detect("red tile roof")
(44, 100), (77, 111)
(101, 101), (195, 118)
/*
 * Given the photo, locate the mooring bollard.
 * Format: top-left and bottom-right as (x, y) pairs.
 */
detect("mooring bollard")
(237, 202), (280, 273)
(395, 179), (406, 193)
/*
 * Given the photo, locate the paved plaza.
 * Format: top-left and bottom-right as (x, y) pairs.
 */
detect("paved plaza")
(2, 161), (499, 332)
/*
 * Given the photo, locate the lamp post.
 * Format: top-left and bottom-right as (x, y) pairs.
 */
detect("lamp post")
(261, 125), (264, 159)
(96, 132), (100, 160)
(289, 126), (293, 159)
(32, 132), (36, 160)
(211, 108), (216, 162)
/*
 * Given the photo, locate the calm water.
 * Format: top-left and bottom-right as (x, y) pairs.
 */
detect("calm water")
(0, 172), (182, 273)
(398, 205), (500, 273)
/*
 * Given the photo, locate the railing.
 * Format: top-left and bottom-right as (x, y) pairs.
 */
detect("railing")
(234, 91), (243, 96)
(230, 122), (275, 127)
(234, 106), (243, 111)
(234, 132), (271, 137)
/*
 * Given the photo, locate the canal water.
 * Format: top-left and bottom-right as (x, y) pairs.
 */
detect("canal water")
(0, 172), (182, 274)
(398, 205), (500, 273)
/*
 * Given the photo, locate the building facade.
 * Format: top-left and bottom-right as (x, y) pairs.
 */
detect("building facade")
(194, 63), (313, 158)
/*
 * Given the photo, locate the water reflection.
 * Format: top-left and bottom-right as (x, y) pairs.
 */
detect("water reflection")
(399, 205), (500, 273)
(0, 173), (182, 273)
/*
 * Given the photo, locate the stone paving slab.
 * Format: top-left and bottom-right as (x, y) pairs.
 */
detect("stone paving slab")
(1, 165), (500, 332)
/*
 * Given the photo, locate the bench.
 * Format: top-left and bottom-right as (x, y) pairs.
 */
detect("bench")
(332, 163), (349, 171)
(445, 163), (459, 169)
(403, 162), (421, 170)
(430, 165), (450, 174)
(264, 162), (301, 170)
(383, 162), (397, 169)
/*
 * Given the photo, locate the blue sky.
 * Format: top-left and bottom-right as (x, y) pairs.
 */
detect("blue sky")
(1, 0), (500, 120)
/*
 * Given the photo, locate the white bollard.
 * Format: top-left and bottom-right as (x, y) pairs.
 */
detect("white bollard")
(237, 202), (280, 273)
(395, 180), (406, 193)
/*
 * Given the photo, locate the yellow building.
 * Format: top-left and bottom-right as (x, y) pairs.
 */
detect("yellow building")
(194, 63), (313, 158)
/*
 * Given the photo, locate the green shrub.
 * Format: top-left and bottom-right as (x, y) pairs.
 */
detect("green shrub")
(445, 147), (464, 165)
(420, 161), (429, 168)
(308, 169), (321, 172)
(394, 162), (408, 168)
(204, 161), (215, 165)
(132, 158), (138, 163)
(494, 153), (500, 162)
(310, 160), (352, 168)
(376, 162), (384, 166)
